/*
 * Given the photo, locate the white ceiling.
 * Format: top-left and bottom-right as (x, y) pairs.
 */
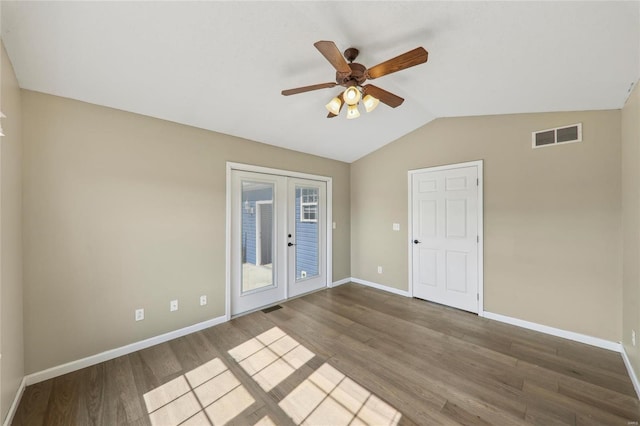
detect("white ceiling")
(2, 1), (639, 163)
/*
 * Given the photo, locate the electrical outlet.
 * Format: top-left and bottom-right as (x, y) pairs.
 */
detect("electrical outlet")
(170, 300), (178, 312)
(200, 295), (207, 306)
(135, 308), (144, 321)
(332, 222), (336, 229)
(633, 330), (636, 347)
(377, 266), (383, 274)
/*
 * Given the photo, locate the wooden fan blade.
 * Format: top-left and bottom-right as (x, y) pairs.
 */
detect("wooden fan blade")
(366, 47), (428, 80)
(363, 84), (404, 108)
(314, 41), (352, 75)
(281, 82), (337, 96)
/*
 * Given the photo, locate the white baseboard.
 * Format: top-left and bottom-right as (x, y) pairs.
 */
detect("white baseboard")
(3, 377), (26, 426)
(483, 311), (621, 353)
(621, 344), (640, 399)
(350, 277), (411, 297)
(331, 277), (351, 287)
(25, 315), (227, 386)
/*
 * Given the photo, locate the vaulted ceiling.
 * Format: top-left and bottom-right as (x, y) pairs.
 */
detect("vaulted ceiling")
(2, 1), (638, 162)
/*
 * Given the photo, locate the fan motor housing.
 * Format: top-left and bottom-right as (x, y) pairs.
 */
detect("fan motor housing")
(337, 63), (367, 86)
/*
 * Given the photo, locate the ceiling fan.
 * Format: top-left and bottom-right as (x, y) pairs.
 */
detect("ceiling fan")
(281, 41), (428, 119)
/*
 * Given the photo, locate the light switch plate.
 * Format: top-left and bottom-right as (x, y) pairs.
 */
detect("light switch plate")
(392, 223), (400, 231)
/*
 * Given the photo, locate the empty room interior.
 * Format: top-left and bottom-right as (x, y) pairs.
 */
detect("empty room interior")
(2, 1), (640, 425)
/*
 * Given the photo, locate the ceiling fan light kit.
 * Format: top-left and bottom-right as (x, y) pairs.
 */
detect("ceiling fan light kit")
(343, 86), (361, 105)
(325, 96), (343, 115)
(282, 41), (428, 120)
(346, 104), (361, 120)
(363, 94), (380, 113)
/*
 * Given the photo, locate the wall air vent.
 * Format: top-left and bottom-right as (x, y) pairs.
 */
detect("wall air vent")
(532, 123), (582, 149)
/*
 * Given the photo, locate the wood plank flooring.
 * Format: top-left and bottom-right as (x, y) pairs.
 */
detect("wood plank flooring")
(12, 283), (640, 425)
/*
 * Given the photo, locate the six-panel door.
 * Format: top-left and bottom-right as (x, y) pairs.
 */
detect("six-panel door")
(412, 165), (479, 313)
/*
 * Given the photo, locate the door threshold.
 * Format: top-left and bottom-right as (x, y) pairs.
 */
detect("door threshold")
(230, 285), (328, 319)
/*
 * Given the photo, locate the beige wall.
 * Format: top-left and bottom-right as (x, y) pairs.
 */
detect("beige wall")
(1, 42), (24, 421)
(21, 90), (350, 374)
(351, 110), (622, 341)
(622, 80), (640, 381)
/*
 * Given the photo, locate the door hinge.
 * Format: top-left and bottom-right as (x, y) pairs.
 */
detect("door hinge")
(477, 235), (479, 243)
(477, 293), (479, 301)
(476, 178), (479, 186)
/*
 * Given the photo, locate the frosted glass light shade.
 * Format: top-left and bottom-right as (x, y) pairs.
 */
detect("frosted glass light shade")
(325, 97), (342, 115)
(346, 104), (360, 119)
(363, 95), (380, 112)
(343, 86), (361, 105)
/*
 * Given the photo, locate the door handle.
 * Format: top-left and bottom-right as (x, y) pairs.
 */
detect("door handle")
(413, 239), (421, 244)
(288, 242), (296, 247)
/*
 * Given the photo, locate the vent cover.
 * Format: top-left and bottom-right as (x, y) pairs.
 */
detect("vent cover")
(261, 305), (283, 313)
(532, 123), (582, 148)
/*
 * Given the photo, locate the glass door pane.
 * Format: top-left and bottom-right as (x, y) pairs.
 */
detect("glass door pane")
(288, 178), (326, 298)
(241, 180), (274, 293)
(232, 170), (286, 316)
(295, 185), (320, 281)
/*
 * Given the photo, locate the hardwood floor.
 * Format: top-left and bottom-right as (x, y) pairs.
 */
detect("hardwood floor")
(12, 283), (640, 425)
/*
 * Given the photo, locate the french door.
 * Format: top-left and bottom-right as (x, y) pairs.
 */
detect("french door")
(230, 170), (327, 316)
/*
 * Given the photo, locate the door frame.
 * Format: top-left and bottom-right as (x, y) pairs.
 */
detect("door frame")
(407, 160), (485, 316)
(226, 162), (333, 320)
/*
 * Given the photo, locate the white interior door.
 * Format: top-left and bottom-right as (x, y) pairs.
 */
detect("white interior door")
(411, 164), (480, 313)
(231, 171), (286, 315)
(287, 178), (327, 297)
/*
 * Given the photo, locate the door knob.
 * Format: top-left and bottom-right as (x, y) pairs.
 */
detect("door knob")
(288, 242), (296, 247)
(413, 239), (421, 244)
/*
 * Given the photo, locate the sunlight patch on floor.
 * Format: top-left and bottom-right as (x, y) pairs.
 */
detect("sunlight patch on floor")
(144, 328), (402, 425)
(143, 357), (254, 425)
(279, 363), (402, 426)
(229, 326), (315, 392)
(254, 415), (277, 426)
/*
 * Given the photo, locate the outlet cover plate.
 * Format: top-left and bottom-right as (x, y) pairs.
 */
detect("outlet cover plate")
(170, 300), (178, 312)
(135, 308), (144, 321)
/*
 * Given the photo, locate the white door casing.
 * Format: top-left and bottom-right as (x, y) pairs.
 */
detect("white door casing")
(410, 161), (483, 314)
